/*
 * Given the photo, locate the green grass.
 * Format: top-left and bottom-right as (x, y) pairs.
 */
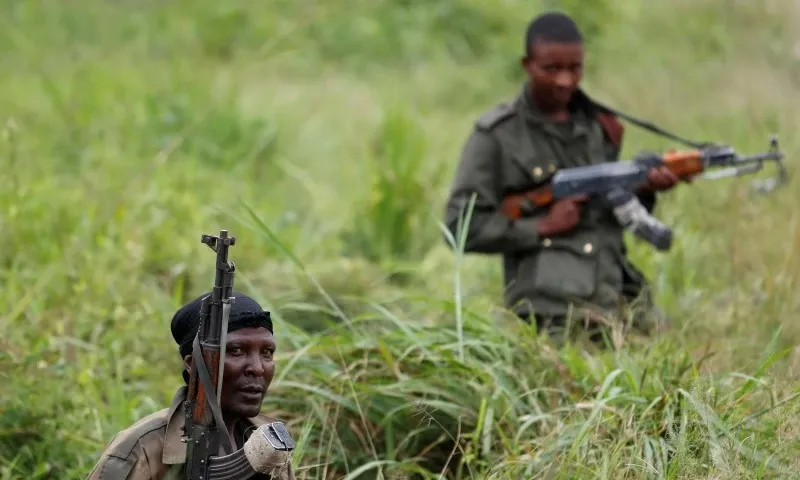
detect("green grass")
(2, 0), (800, 478)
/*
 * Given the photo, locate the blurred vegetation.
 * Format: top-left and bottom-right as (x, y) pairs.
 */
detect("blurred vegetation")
(1, 0), (800, 478)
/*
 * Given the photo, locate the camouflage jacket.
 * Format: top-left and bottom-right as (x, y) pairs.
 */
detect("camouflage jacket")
(443, 83), (658, 320)
(86, 386), (296, 480)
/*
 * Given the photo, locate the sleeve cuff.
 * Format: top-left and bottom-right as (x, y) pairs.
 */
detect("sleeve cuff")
(509, 218), (542, 250)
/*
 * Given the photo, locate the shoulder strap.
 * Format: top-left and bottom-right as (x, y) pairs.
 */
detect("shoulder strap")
(595, 111), (624, 150)
(591, 100), (707, 149)
(475, 102), (515, 131)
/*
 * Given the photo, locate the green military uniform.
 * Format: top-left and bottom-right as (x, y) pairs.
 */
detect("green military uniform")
(86, 386), (296, 480)
(444, 83), (664, 333)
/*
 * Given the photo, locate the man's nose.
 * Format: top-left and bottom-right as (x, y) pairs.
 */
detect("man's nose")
(244, 353), (266, 375)
(555, 71), (574, 87)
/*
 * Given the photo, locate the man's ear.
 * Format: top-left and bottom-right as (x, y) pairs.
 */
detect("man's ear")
(183, 354), (193, 375)
(520, 54), (535, 76)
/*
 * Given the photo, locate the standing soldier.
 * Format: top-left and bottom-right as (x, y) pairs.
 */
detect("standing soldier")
(443, 12), (681, 338)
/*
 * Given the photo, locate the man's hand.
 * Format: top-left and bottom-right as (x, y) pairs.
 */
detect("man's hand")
(642, 165), (686, 191)
(536, 194), (588, 237)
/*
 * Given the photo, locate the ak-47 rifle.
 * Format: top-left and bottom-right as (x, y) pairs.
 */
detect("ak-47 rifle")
(499, 93), (788, 252)
(501, 136), (787, 251)
(182, 229), (295, 480)
(500, 95), (789, 251)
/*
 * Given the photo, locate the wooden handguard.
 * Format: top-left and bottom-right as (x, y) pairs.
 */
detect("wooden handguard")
(661, 149), (705, 178)
(500, 185), (554, 220)
(193, 347), (222, 425)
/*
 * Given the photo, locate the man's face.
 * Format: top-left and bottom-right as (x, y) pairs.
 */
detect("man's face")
(521, 40), (584, 111)
(218, 327), (276, 418)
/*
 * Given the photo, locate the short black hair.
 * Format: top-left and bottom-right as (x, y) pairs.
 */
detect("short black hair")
(524, 11), (583, 57)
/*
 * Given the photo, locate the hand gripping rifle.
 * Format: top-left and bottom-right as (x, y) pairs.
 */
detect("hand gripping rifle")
(501, 136), (787, 251)
(501, 178), (678, 251)
(183, 229), (295, 480)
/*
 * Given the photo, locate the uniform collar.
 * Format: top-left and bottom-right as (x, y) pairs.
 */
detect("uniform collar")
(516, 82), (596, 140)
(162, 386), (274, 465)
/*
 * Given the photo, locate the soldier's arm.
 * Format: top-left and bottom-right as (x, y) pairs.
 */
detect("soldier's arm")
(85, 452), (152, 480)
(444, 129), (544, 254)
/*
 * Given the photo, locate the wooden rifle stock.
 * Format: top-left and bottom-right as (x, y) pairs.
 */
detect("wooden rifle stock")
(500, 186), (553, 220)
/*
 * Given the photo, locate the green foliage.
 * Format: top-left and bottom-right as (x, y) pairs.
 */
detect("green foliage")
(2, 0), (800, 479)
(278, 0), (529, 70)
(540, 0), (617, 46)
(194, 5), (256, 60)
(342, 104), (447, 268)
(143, 89), (280, 173)
(265, 309), (791, 478)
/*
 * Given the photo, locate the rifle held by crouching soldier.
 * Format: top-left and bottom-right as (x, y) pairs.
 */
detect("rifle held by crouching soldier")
(183, 229), (296, 480)
(86, 229), (297, 480)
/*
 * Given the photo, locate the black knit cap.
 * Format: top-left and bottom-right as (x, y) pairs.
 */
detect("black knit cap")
(171, 290), (274, 361)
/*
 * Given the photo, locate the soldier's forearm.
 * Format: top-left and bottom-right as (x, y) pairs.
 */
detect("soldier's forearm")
(446, 210), (543, 254)
(85, 455), (152, 480)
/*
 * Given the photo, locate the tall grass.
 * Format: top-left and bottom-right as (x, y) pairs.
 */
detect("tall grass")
(2, 0), (800, 478)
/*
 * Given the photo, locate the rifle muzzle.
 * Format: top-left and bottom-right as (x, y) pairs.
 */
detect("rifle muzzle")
(701, 135), (788, 194)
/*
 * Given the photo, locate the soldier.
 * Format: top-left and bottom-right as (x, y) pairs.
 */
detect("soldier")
(443, 12), (682, 339)
(86, 292), (296, 480)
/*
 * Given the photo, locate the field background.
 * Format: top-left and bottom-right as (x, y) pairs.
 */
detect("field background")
(2, 0), (800, 478)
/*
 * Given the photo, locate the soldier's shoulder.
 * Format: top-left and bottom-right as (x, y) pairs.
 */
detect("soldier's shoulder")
(475, 101), (517, 132)
(103, 407), (171, 460)
(88, 408), (172, 479)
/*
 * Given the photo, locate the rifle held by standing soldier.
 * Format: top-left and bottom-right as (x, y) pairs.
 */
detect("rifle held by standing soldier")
(500, 136), (787, 251)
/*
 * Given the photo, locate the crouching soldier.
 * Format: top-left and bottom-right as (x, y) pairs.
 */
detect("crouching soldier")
(86, 292), (296, 479)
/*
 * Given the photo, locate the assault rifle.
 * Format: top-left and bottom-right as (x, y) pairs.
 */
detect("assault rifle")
(183, 229), (295, 480)
(501, 136), (787, 251)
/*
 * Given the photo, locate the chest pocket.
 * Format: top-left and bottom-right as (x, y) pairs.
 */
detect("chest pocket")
(511, 118), (607, 182)
(550, 120), (608, 169)
(497, 127), (560, 193)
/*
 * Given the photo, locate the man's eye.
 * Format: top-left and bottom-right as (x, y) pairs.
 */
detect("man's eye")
(262, 349), (274, 358)
(228, 347), (242, 355)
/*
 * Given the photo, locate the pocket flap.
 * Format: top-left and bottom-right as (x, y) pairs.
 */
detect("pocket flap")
(539, 229), (598, 257)
(509, 152), (559, 185)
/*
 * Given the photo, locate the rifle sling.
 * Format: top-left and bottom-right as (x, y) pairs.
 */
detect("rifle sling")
(592, 101), (708, 149)
(193, 335), (235, 455)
